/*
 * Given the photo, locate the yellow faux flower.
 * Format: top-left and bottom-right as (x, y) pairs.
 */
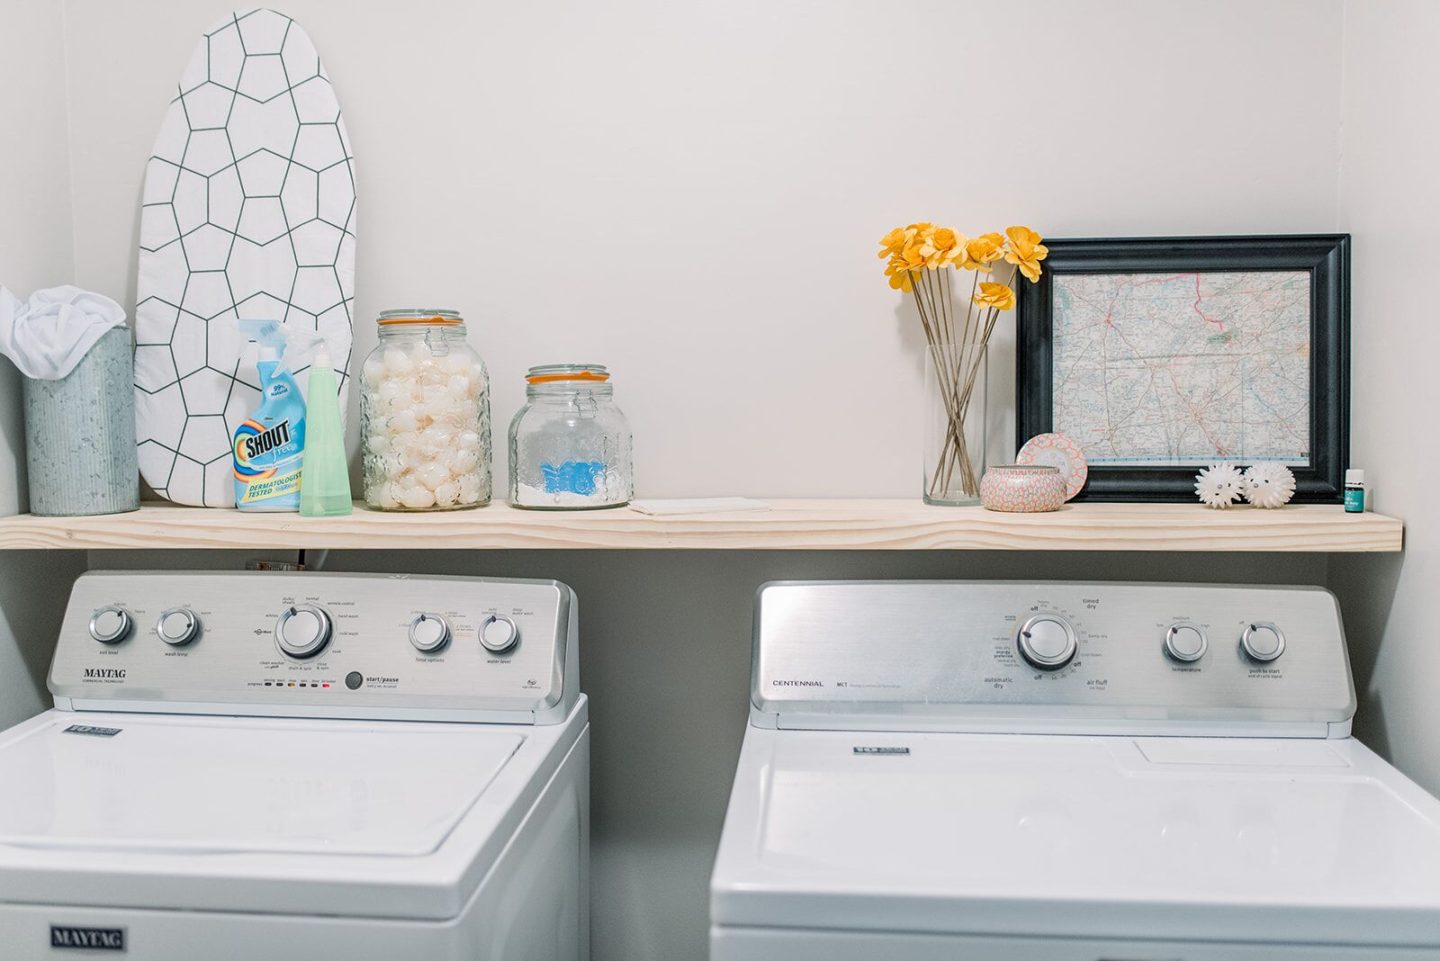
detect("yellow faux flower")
(877, 227), (911, 259)
(880, 221), (1042, 290)
(899, 241), (928, 271)
(884, 256), (916, 292)
(1003, 226), (1048, 283)
(973, 281), (1016, 311)
(959, 232), (1005, 271)
(919, 226), (965, 268)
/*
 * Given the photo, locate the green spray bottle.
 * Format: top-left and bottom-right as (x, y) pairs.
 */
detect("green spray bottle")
(299, 338), (353, 517)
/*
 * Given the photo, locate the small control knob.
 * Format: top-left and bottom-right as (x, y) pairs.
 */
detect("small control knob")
(479, 614), (520, 654)
(409, 613), (451, 653)
(1241, 622), (1286, 663)
(157, 607), (200, 646)
(89, 606), (133, 645)
(275, 604), (333, 659)
(1017, 613), (1077, 670)
(1164, 623), (1207, 663)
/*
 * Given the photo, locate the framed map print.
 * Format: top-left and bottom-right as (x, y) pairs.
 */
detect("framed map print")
(1016, 235), (1349, 502)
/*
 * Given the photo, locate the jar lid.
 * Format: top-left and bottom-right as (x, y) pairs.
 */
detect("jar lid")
(378, 309), (463, 326)
(525, 364), (610, 384)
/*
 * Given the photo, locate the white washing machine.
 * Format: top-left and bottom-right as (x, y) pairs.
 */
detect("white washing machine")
(0, 570), (588, 961)
(711, 581), (1440, 960)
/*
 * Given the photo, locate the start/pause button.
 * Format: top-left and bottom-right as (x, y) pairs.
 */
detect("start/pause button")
(345, 671), (364, 690)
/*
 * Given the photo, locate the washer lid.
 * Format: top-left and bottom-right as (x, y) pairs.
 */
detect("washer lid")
(711, 727), (1440, 947)
(0, 714), (522, 856)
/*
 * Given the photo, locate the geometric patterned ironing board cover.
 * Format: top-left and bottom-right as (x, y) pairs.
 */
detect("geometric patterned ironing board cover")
(134, 8), (355, 507)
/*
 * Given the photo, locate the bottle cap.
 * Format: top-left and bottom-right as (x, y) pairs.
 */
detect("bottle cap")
(1346, 469), (1365, 484)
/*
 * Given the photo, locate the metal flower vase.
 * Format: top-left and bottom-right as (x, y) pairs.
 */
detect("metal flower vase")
(923, 344), (986, 506)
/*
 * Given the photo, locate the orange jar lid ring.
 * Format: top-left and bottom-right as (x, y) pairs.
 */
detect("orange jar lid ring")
(525, 364), (610, 385)
(377, 308), (463, 326)
(526, 370), (610, 384)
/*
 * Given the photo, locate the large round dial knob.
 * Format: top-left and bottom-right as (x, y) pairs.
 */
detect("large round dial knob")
(156, 607), (200, 646)
(1241, 622), (1285, 663)
(409, 613), (451, 653)
(275, 604), (333, 659)
(1164, 623), (1207, 663)
(479, 614), (520, 654)
(1017, 613), (1077, 670)
(89, 606), (133, 645)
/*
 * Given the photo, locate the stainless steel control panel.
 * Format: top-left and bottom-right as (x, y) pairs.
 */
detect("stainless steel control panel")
(50, 571), (579, 723)
(752, 581), (1355, 737)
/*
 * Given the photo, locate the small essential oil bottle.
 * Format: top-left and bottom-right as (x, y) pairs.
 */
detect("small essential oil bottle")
(1344, 469), (1366, 513)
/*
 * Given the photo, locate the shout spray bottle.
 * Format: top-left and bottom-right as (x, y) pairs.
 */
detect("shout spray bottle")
(233, 320), (307, 512)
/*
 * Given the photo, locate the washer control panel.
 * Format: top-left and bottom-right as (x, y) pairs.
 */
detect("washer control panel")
(753, 581), (1355, 735)
(51, 571), (576, 722)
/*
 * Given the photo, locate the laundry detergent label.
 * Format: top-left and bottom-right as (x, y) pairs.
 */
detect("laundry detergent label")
(233, 416), (305, 506)
(233, 355), (307, 511)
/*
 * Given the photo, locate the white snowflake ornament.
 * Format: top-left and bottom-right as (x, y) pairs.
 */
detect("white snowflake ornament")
(1195, 463), (1246, 509)
(1243, 463), (1296, 509)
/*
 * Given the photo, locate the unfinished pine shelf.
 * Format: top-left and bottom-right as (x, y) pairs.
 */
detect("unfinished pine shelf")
(0, 500), (1402, 552)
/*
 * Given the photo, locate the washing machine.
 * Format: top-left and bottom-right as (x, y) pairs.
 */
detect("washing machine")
(711, 581), (1440, 960)
(0, 570), (588, 960)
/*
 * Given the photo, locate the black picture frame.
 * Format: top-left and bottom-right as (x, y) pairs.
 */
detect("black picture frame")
(1016, 235), (1349, 502)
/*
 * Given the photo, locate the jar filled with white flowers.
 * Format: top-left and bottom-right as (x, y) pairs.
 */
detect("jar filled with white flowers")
(359, 309), (491, 511)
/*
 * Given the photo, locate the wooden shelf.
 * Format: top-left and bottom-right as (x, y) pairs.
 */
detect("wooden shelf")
(0, 500), (1403, 552)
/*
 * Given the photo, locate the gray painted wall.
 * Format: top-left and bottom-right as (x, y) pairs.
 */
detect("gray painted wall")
(0, 0), (91, 728)
(1326, 0), (1440, 799)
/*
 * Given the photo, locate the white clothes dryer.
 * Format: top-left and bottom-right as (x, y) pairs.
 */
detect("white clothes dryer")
(711, 581), (1440, 960)
(0, 570), (588, 961)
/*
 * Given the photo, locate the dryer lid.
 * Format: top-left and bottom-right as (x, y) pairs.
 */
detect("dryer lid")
(711, 727), (1440, 947)
(0, 714), (522, 856)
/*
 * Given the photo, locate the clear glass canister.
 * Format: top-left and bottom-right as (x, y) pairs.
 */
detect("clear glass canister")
(360, 309), (491, 511)
(509, 364), (633, 509)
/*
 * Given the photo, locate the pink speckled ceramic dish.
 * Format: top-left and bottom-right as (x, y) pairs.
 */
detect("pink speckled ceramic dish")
(1016, 432), (1088, 501)
(980, 465), (1067, 513)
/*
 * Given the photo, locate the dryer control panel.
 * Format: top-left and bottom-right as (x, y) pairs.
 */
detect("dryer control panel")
(752, 581), (1355, 737)
(50, 571), (578, 723)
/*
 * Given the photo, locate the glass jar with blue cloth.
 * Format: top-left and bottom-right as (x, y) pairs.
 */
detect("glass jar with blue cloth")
(508, 364), (633, 509)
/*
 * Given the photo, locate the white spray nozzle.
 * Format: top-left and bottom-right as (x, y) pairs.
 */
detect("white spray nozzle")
(236, 318), (330, 367)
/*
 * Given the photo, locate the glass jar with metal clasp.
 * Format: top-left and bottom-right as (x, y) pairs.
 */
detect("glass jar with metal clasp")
(508, 364), (633, 509)
(359, 309), (492, 511)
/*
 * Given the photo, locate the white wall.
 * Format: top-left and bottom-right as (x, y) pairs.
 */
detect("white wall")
(62, 0), (1345, 496)
(1329, 0), (1440, 795)
(0, 0), (88, 727)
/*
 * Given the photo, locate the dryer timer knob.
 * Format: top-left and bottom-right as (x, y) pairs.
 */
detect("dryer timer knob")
(1017, 613), (1078, 670)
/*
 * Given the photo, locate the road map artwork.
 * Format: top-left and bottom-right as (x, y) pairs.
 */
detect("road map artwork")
(1051, 270), (1311, 467)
